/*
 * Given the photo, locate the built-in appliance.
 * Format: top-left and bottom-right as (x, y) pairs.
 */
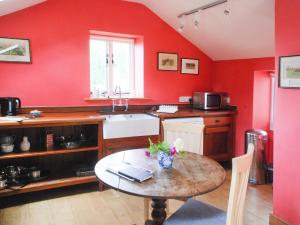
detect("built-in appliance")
(163, 117), (204, 155)
(193, 92), (229, 110)
(0, 97), (21, 116)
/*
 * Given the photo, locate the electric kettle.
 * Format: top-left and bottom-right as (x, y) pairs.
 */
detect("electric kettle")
(0, 97), (21, 116)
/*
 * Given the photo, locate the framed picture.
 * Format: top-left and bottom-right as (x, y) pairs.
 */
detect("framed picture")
(0, 37), (31, 63)
(157, 52), (178, 71)
(181, 58), (199, 75)
(279, 55), (300, 88)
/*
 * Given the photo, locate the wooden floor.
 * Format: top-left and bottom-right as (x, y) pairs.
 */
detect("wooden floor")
(0, 172), (272, 225)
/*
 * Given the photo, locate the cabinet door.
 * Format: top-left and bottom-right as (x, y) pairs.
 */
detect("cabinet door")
(203, 117), (234, 161)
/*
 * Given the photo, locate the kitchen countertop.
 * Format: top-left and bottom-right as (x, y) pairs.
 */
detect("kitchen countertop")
(0, 112), (105, 128)
(0, 108), (236, 128)
(148, 109), (236, 119)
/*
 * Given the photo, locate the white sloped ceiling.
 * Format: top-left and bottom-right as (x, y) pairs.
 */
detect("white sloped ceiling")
(0, 0), (46, 16)
(126, 0), (275, 60)
(0, 0), (274, 60)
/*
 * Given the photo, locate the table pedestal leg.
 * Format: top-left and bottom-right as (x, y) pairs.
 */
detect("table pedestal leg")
(145, 198), (167, 225)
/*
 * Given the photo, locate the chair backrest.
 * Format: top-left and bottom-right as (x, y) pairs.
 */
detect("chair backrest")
(162, 121), (205, 155)
(226, 143), (255, 225)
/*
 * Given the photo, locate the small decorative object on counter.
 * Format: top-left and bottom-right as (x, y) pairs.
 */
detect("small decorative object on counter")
(29, 110), (42, 118)
(147, 138), (186, 169)
(20, 136), (30, 152)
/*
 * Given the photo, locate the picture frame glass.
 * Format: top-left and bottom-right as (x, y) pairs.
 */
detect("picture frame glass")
(280, 56), (300, 88)
(158, 53), (178, 71)
(0, 38), (31, 63)
(181, 58), (199, 75)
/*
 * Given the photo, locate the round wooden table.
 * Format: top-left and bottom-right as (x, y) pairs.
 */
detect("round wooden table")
(95, 149), (226, 225)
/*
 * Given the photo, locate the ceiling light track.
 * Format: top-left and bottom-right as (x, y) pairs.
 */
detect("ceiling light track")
(178, 0), (228, 18)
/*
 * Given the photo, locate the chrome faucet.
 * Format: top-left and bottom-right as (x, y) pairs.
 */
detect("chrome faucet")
(114, 85), (122, 105)
(112, 86), (128, 112)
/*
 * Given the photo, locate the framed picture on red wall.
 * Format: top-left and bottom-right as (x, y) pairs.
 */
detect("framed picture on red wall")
(181, 58), (199, 75)
(157, 52), (178, 71)
(279, 55), (300, 88)
(0, 37), (31, 63)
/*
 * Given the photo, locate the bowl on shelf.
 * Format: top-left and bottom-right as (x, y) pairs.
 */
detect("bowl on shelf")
(0, 135), (15, 145)
(63, 141), (81, 149)
(1, 144), (14, 153)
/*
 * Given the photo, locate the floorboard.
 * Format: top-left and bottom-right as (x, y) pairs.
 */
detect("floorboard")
(0, 172), (273, 225)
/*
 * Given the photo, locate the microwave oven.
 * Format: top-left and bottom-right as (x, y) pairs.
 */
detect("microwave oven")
(193, 92), (229, 110)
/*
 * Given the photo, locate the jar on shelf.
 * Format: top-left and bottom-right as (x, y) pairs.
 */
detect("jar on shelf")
(20, 136), (30, 152)
(45, 128), (54, 150)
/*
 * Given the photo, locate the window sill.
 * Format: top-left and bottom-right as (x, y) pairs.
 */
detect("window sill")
(84, 97), (151, 101)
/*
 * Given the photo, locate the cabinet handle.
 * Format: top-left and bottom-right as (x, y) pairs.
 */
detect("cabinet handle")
(215, 119), (220, 123)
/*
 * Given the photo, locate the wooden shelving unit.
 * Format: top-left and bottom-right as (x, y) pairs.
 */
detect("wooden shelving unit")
(0, 112), (104, 197)
(0, 146), (98, 160)
(0, 175), (97, 197)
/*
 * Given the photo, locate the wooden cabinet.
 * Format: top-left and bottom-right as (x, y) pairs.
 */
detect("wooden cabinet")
(155, 110), (236, 162)
(203, 115), (235, 161)
(0, 113), (104, 197)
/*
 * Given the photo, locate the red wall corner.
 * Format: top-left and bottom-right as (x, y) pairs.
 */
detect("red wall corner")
(212, 58), (274, 156)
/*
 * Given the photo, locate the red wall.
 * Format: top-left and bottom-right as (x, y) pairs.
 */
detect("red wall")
(253, 71), (273, 163)
(253, 71), (271, 131)
(212, 58), (274, 156)
(274, 0), (300, 223)
(0, 0), (213, 106)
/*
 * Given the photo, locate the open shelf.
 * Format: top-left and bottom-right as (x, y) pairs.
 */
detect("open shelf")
(0, 116), (103, 196)
(0, 175), (97, 197)
(0, 146), (99, 160)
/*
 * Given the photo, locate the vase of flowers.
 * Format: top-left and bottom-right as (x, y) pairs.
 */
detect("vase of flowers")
(157, 151), (174, 169)
(146, 138), (186, 169)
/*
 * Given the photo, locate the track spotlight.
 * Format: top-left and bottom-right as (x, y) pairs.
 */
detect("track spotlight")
(178, 15), (186, 32)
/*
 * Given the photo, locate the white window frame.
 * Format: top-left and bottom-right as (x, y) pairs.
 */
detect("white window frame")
(90, 35), (136, 98)
(270, 73), (276, 130)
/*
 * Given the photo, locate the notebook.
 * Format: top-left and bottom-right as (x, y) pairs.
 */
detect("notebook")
(107, 162), (153, 182)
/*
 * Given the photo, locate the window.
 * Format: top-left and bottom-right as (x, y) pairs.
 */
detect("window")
(89, 35), (142, 98)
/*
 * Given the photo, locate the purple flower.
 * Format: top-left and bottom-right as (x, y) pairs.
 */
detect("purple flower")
(170, 147), (176, 156)
(145, 151), (151, 157)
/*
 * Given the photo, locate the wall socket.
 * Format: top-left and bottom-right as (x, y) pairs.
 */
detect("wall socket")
(179, 96), (192, 103)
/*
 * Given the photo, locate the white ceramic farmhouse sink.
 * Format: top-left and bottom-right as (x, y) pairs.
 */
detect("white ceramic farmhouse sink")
(103, 114), (160, 139)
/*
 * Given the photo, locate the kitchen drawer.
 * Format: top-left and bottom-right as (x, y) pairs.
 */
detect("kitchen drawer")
(103, 135), (159, 155)
(204, 116), (232, 126)
(205, 126), (230, 134)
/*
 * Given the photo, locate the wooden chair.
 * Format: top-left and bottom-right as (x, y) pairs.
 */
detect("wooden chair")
(144, 121), (205, 221)
(162, 121), (205, 154)
(163, 143), (255, 225)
